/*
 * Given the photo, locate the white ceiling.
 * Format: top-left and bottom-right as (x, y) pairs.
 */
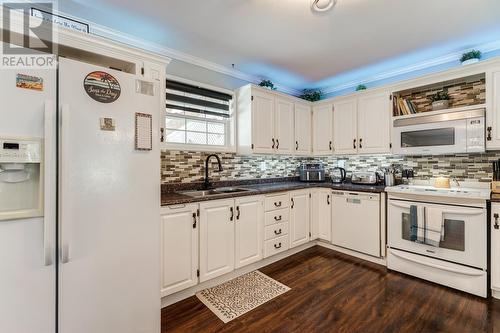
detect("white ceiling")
(61, 0), (500, 91)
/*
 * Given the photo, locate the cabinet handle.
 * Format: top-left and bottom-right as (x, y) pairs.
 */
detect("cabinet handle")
(359, 138), (363, 149)
(291, 198), (294, 209)
(488, 127), (492, 141)
(353, 139), (357, 149)
(495, 213), (499, 230)
(192, 212), (197, 228)
(274, 229), (282, 235)
(296, 141), (299, 150)
(274, 215), (282, 221)
(327, 195), (330, 205)
(272, 138), (275, 149)
(230, 207), (234, 221)
(236, 206), (240, 220)
(329, 141), (332, 150)
(276, 139), (280, 149)
(274, 201), (282, 208)
(274, 242), (282, 249)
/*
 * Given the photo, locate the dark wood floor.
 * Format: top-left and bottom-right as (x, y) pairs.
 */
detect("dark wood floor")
(162, 246), (500, 333)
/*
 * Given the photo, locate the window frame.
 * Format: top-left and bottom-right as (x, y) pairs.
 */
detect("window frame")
(162, 75), (236, 153)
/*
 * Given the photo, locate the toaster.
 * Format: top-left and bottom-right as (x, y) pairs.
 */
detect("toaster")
(351, 171), (379, 185)
(299, 163), (326, 182)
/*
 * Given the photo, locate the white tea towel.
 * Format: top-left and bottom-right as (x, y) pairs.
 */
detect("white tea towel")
(417, 206), (425, 243)
(425, 207), (444, 247)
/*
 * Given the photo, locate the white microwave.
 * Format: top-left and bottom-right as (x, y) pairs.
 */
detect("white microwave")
(392, 109), (485, 155)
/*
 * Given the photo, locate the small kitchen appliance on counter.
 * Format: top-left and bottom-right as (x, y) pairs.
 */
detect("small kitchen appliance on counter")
(351, 171), (379, 185)
(299, 163), (326, 182)
(331, 167), (346, 183)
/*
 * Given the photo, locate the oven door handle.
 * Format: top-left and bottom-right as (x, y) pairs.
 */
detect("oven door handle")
(389, 201), (413, 209)
(389, 249), (484, 276)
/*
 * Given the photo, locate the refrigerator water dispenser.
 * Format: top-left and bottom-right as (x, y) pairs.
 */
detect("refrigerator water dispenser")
(0, 137), (43, 221)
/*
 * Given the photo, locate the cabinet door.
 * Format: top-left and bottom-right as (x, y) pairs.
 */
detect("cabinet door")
(235, 196), (264, 268)
(312, 104), (333, 155)
(252, 90), (275, 154)
(294, 103), (312, 155)
(160, 204), (198, 297)
(290, 190), (310, 248)
(311, 189), (332, 242)
(199, 199), (235, 282)
(492, 203), (500, 294)
(333, 99), (358, 155)
(487, 70), (500, 150)
(275, 97), (294, 155)
(357, 92), (391, 154)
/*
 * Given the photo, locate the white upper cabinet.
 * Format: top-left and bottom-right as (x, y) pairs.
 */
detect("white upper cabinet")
(251, 90), (276, 154)
(294, 103), (312, 155)
(234, 196), (264, 269)
(333, 92), (391, 155)
(275, 97), (295, 154)
(160, 204), (198, 297)
(199, 199), (235, 282)
(289, 190), (311, 248)
(357, 92), (391, 154)
(487, 69), (500, 150)
(333, 98), (358, 155)
(312, 104), (334, 155)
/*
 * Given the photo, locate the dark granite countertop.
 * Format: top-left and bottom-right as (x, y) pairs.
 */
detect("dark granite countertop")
(161, 179), (386, 206)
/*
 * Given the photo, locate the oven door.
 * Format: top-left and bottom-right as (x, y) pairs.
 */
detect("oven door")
(388, 199), (486, 269)
(392, 119), (467, 155)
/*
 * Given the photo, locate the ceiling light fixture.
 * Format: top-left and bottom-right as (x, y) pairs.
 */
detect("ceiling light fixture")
(311, 0), (337, 12)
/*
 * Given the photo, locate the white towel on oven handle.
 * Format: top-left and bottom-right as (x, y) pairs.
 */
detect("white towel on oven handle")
(425, 207), (444, 247)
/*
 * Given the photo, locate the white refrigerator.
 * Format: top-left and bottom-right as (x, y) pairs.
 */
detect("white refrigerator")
(0, 55), (161, 333)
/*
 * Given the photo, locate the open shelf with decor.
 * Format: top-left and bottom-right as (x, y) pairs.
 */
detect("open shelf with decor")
(391, 73), (486, 117)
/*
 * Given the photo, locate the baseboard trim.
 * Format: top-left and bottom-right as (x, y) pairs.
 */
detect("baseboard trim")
(315, 241), (387, 266)
(161, 242), (315, 308)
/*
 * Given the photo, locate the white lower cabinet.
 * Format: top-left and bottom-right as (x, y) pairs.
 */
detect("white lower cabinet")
(492, 203), (500, 298)
(311, 189), (332, 242)
(289, 190), (311, 248)
(199, 199), (235, 282)
(160, 204), (198, 297)
(235, 196), (264, 269)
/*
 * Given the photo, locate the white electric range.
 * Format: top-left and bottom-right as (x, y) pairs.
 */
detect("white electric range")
(385, 183), (490, 297)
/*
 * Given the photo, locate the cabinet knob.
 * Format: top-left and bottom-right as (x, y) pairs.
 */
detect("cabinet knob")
(296, 141), (299, 150)
(274, 201), (282, 208)
(329, 141), (332, 150)
(274, 215), (282, 221)
(359, 138), (363, 149)
(327, 195), (330, 205)
(276, 139), (280, 149)
(272, 138), (275, 149)
(353, 139), (357, 149)
(495, 213), (499, 230)
(230, 207), (234, 221)
(236, 206), (241, 220)
(274, 242), (282, 249)
(274, 229), (282, 235)
(488, 127), (493, 141)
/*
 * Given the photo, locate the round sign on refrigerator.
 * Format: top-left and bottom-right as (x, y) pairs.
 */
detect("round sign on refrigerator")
(83, 71), (121, 103)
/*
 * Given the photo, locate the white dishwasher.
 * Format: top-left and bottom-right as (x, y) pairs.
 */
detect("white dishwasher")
(331, 191), (381, 257)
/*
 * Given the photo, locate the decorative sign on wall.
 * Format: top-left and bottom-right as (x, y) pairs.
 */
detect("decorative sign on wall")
(83, 71), (121, 103)
(135, 113), (153, 151)
(31, 8), (90, 34)
(100, 117), (116, 131)
(16, 74), (43, 91)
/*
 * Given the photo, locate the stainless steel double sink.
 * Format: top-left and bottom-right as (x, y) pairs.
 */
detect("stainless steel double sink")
(178, 187), (255, 198)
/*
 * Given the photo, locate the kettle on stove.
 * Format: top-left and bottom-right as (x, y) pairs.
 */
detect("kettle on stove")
(331, 167), (346, 184)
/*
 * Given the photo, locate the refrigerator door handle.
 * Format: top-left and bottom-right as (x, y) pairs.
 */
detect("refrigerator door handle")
(43, 100), (55, 266)
(59, 104), (71, 264)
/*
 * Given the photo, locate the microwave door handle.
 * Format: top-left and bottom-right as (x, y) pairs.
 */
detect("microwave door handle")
(43, 100), (56, 266)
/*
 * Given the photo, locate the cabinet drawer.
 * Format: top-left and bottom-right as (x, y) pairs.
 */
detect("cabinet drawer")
(264, 222), (289, 240)
(265, 209), (289, 226)
(264, 235), (289, 258)
(265, 194), (289, 211)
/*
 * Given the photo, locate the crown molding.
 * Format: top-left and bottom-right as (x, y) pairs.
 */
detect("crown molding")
(322, 40), (500, 95)
(22, 4), (302, 95)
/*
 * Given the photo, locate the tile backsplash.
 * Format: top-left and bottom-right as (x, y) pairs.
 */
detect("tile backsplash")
(161, 150), (500, 184)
